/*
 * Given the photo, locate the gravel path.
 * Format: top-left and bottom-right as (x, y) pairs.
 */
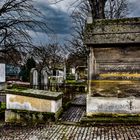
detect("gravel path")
(60, 106), (86, 122)
(60, 94), (86, 123)
(1, 94), (140, 139)
(1, 124), (140, 140)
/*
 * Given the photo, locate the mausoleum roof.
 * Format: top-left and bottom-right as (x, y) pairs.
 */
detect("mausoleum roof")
(84, 17), (140, 46)
(5, 89), (63, 100)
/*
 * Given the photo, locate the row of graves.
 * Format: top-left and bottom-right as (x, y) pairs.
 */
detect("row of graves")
(0, 65), (63, 123)
(85, 17), (140, 117)
(0, 63), (86, 123)
(30, 67), (65, 91)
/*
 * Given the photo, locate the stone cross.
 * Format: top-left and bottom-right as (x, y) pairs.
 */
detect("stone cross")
(30, 68), (38, 89)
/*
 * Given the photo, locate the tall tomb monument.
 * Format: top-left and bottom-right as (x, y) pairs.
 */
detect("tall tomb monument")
(85, 17), (140, 116)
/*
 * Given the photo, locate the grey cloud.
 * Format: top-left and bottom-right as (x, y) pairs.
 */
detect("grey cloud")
(128, 0), (140, 17)
(36, 2), (71, 34)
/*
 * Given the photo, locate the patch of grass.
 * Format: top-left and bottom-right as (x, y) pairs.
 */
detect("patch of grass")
(100, 73), (140, 78)
(62, 102), (71, 111)
(90, 80), (134, 83)
(65, 80), (76, 84)
(1, 103), (6, 109)
(81, 114), (140, 124)
(87, 113), (140, 118)
(8, 84), (28, 90)
(65, 80), (87, 86)
(83, 117), (140, 123)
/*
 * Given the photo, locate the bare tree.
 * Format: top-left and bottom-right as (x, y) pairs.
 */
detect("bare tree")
(54, 0), (128, 19)
(32, 44), (65, 70)
(66, 1), (90, 67)
(66, 0), (128, 67)
(0, 0), (48, 63)
(88, 0), (107, 19)
(105, 0), (128, 19)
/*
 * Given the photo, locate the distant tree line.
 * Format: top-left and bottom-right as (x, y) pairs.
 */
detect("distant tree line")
(0, 0), (48, 64)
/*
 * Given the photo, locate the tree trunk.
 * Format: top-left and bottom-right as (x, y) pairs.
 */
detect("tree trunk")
(88, 0), (107, 19)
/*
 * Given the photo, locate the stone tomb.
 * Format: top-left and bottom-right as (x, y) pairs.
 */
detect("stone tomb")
(84, 17), (140, 116)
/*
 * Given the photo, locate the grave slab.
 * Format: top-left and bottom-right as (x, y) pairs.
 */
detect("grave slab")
(5, 89), (63, 122)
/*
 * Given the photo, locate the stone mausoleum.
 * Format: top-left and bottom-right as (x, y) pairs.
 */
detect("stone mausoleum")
(85, 17), (140, 116)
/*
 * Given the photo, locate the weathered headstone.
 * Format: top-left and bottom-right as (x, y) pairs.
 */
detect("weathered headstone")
(75, 73), (78, 81)
(56, 70), (64, 83)
(41, 68), (48, 90)
(63, 64), (66, 80)
(30, 68), (38, 89)
(0, 63), (5, 90)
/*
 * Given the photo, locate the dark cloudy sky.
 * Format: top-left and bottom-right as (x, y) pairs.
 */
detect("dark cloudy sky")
(31, 0), (140, 45)
(128, 0), (140, 17)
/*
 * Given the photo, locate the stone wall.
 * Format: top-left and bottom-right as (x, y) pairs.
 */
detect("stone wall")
(89, 47), (140, 98)
(87, 95), (140, 116)
(85, 17), (140, 116)
(85, 18), (140, 45)
(6, 94), (62, 113)
(94, 47), (140, 74)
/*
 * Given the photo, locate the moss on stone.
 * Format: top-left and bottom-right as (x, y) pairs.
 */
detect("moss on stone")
(5, 89), (63, 100)
(6, 109), (57, 123)
(1, 103), (6, 109)
(84, 17), (140, 45)
(89, 17), (140, 27)
(55, 107), (63, 121)
(81, 113), (140, 124)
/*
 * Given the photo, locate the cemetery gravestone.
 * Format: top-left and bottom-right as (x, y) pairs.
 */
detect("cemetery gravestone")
(41, 68), (48, 90)
(56, 70), (64, 83)
(30, 68), (38, 89)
